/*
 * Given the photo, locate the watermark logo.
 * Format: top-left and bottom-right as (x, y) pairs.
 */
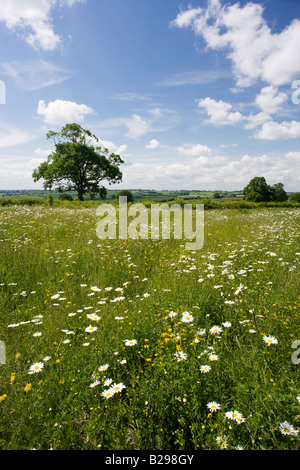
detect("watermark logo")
(96, 197), (204, 250)
(0, 341), (5, 365)
(292, 80), (300, 105)
(291, 340), (300, 365)
(0, 80), (6, 105)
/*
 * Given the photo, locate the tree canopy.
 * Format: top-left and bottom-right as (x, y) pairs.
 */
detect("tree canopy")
(32, 123), (124, 201)
(243, 177), (288, 202)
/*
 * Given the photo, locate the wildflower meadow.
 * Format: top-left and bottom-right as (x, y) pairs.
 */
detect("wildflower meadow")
(0, 203), (299, 450)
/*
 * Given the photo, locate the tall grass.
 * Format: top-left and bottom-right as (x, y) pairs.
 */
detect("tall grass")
(0, 204), (299, 450)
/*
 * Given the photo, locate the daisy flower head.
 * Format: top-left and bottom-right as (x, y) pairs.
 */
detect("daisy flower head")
(207, 402), (221, 412)
(85, 325), (98, 334)
(111, 383), (126, 394)
(28, 362), (44, 374)
(181, 312), (194, 323)
(263, 335), (278, 346)
(200, 365), (211, 373)
(279, 421), (297, 435)
(174, 351), (187, 362)
(168, 311), (177, 318)
(208, 353), (219, 361)
(89, 380), (100, 388)
(104, 378), (113, 387)
(209, 325), (223, 335)
(101, 388), (115, 399)
(98, 364), (109, 372)
(124, 339), (137, 347)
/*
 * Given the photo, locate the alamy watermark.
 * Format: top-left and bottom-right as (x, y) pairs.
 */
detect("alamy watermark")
(0, 80), (6, 105)
(96, 197), (204, 250)
(0, 341), (5, 365)
(292, 80), (300, 105)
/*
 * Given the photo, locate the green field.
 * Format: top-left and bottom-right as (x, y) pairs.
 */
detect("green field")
(0, 204), (299, 450)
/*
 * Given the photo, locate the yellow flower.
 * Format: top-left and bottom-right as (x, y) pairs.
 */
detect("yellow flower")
(24, 384), (32, 393)
(0, 394), (7, 402)
(15, 353), (21, 360)
(10, 373), (16, 385)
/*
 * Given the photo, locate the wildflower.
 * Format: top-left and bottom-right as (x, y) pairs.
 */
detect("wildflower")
(216, 436), (227, 449)
(200, 365), (211, 373)
(104, 378), (113, 387)
(24, 384), (32, 393)
(207, 402), (221, 412)
(181, 312), (194, 323)
(208, 354), (218, 361)
(175, 351), (187, 362)
(28, 362), (44, 374)
(111, 383), (126, 393)
(209, 325), (223, 335)
(43, 356), (51, 361)
(85, 325), (98, 334)
(124, 339), (137, 346)
(0, 394), (7, 402)
(263, 335), (278, 346)
(280, 421), (299, 435)
(101, 389), (115, 399)
(168, 311), (177, 318)
(33, 332), (42, 337)
(89, 381), (100, 388)
(51, 294), (60, 300)
(98, 364), (109, 372)
(222, 322), (231, 328)
(87, 313), (101, 322)
(10, 373), (16, 384)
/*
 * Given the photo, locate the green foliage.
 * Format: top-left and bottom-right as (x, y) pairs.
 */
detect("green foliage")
(0, 205), (299, 450)
(243, 177), (288, 203)
(290, 192), (300, 203)
(58, 193), (73, 201)
(32, 123), (124, 201)
(118, 190), (134, 203)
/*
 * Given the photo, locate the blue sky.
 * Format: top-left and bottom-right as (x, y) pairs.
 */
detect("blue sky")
(0, 0), (299, 191)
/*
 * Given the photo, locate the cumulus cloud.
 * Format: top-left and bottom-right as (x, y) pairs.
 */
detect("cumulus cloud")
(255, 86), (288, 115)
(172, 0), (300, 88)
(197, 97), (244, 125)
(146, 139), (161, 150)
(254, 120), (300, 140)
(0, 0), (85, 50)
(37, 99), (94, 125)
(122, 150), (299, 190)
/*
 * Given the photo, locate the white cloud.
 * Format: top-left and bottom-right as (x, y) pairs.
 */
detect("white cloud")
(255, 86), (288, 115)
(254, 120), (300, 140)
(37, 99), (94, 125)
(0, 0), (85, 51)
(172, 0), (300, 88)
(124, 114), (151, 139)
(243, 112), (271, 130)
(146, 139), (161, 150)
(176, 143), (212, 158)
(1, 60), (72, 91)
(121, 151), (299, 191)
(0, 122), (36, 148)
(197, 97), (244, 125)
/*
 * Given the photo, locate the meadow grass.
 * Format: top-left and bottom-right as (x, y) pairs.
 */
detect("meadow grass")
(0, 204), (299, 450)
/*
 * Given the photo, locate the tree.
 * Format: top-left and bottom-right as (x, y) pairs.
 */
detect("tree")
(243, 177), (288, 202)
(270, 182), (288, 202)
(243, 176), (271, 202)
(118, 190), (134, 203)
(290, 192), (300, 203)
(32, 123), (124, 201)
